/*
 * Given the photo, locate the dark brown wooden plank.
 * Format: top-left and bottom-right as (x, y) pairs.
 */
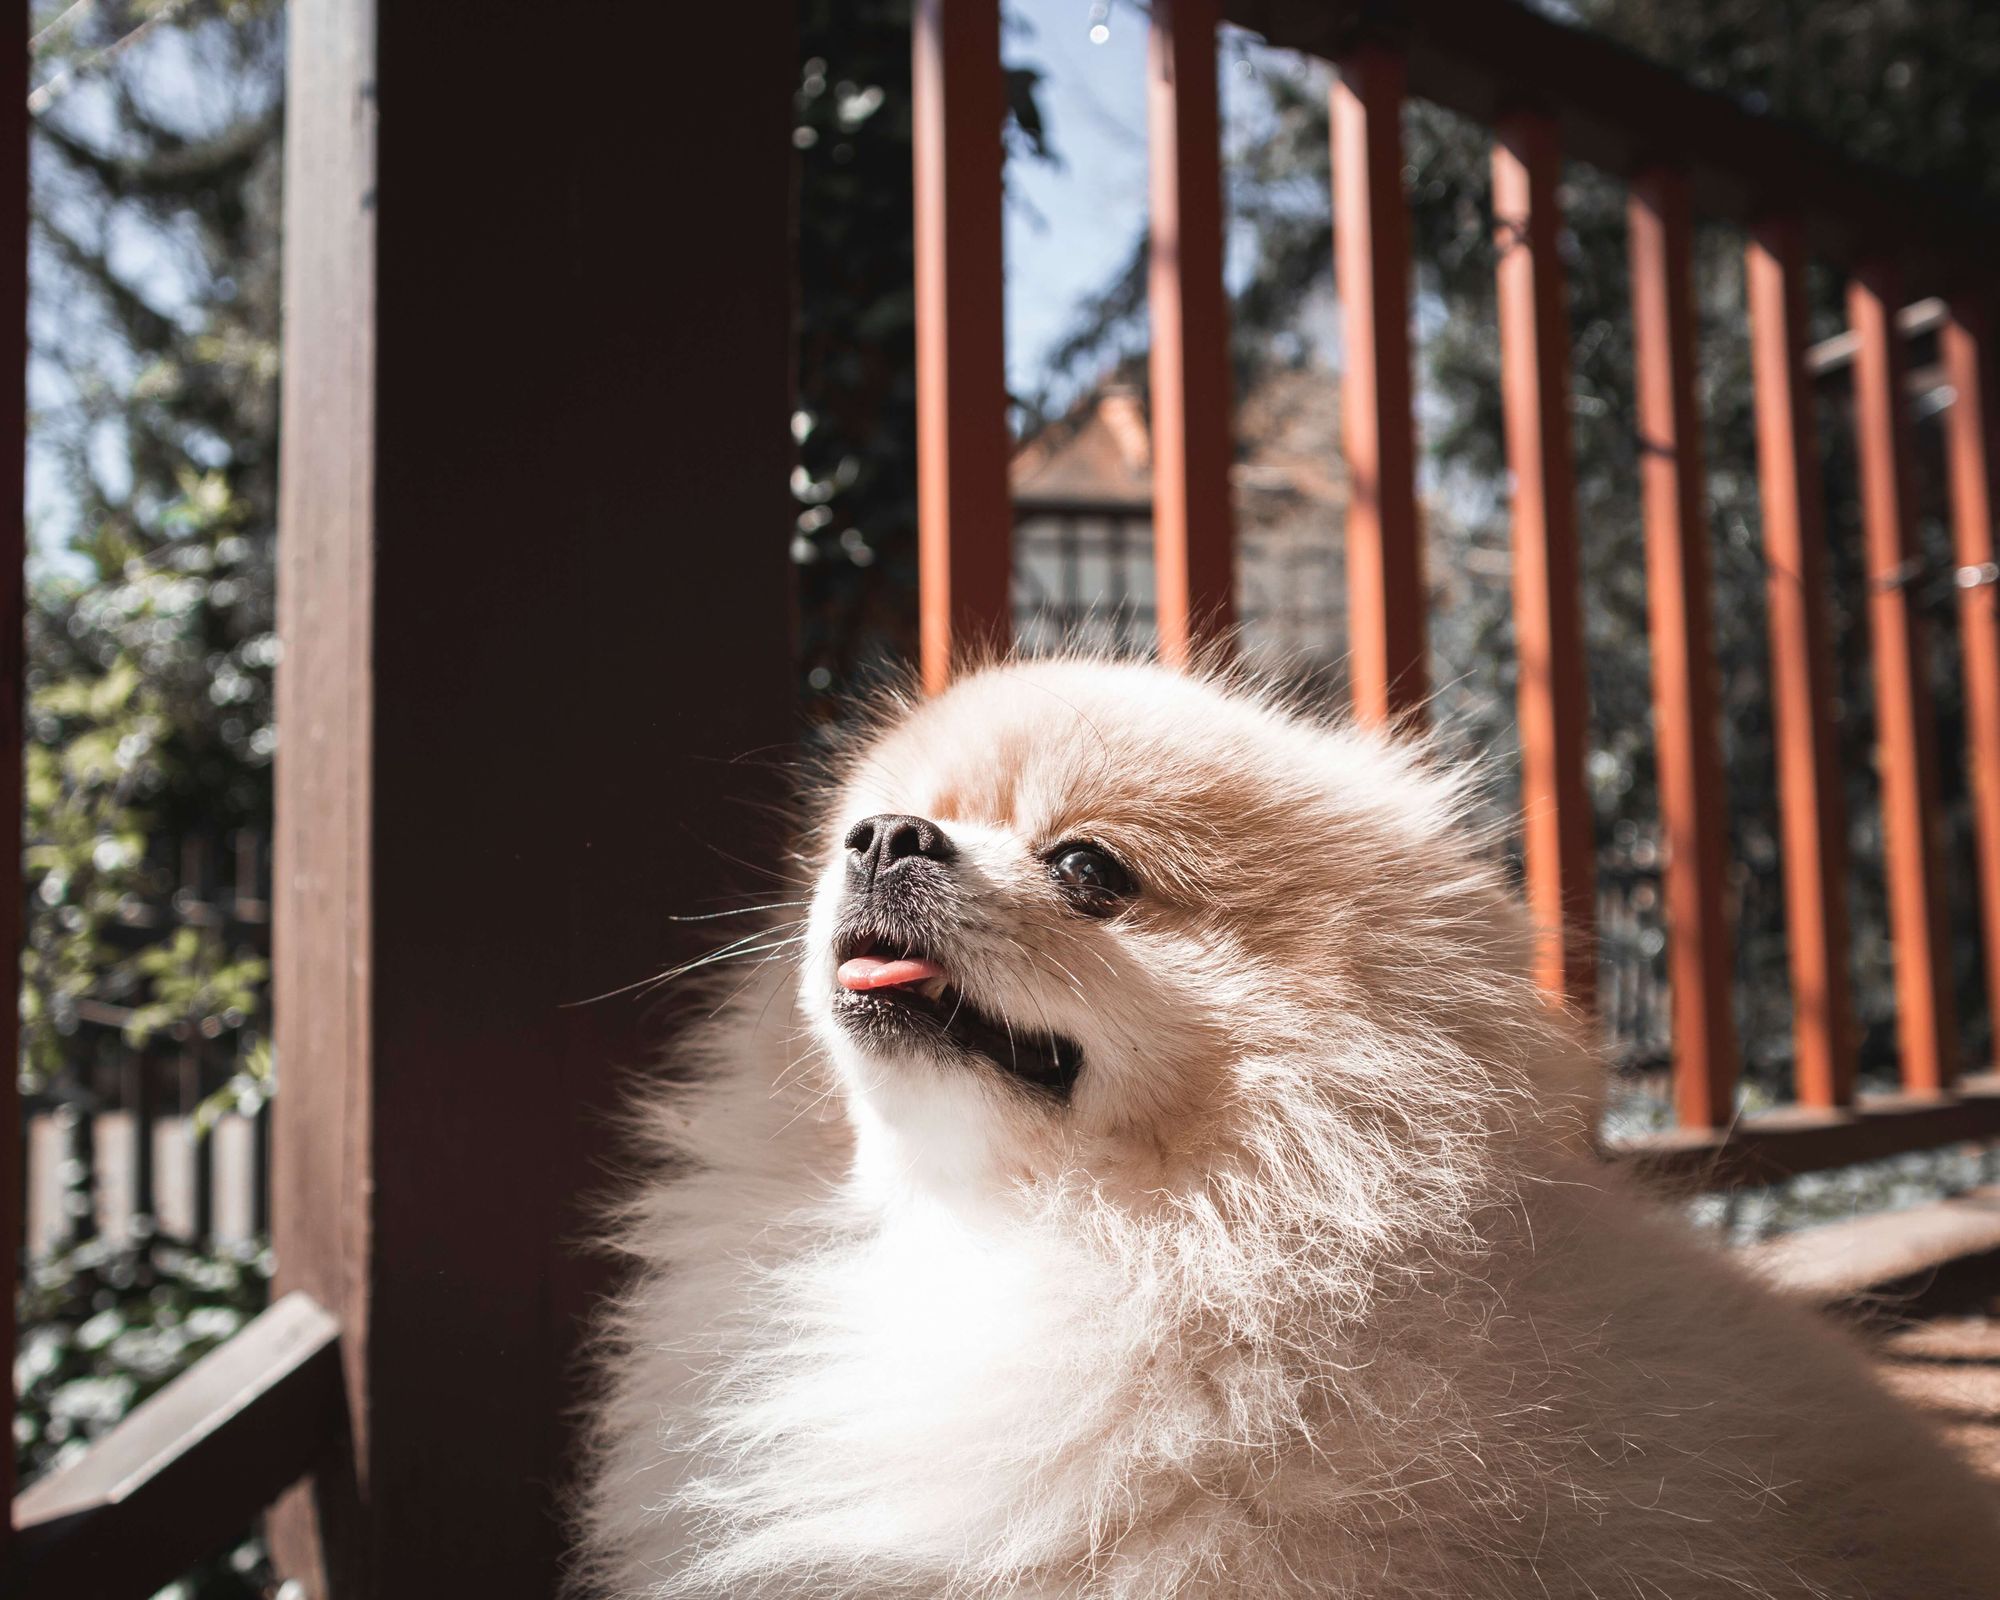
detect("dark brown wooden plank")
(915, 0), (1012, 690)
(1747, 1185), (2000, 1307)
(1333, 43), (1425, 724)
(1493, 111), (1595, 1009)
(1746, 218), (1859, 1110)
(6, 1293), (342, 1598)
(1147, 0), (1236, 666)
(1851, 260), (1959, 1096)
(1, 0), (28, 1552)
(1628, 169), (1739, 1128)
(1224, 0), (2000, 283)
(270, 3), (799, 1594)
(1616, 1074), (2000, 1191)
(1942, 300), (2000, 1045)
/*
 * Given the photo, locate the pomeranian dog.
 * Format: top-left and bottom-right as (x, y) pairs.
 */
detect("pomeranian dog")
(576, 657), (2000, 1598)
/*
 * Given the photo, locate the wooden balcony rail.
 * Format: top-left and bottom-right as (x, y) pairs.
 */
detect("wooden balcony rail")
(4, 1294), (342, 1599)
(1228, 0), (2000, 273)
(1214, 0), (1999, 1163)
(1628, 1075), (2000, 1190)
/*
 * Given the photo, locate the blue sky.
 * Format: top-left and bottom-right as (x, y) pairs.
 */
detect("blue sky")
(1003, 1), (1342, 417)
(1004, 0), (1152, 404)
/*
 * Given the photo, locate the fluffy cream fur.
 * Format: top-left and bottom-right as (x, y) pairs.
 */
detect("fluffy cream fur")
(575, 657), (2000, 1598)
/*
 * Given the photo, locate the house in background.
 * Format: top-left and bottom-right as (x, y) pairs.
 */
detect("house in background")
(1011, 370), (1353, 695)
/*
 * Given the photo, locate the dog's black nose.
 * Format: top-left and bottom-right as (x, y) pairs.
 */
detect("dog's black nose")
(845, 813), (956, 885)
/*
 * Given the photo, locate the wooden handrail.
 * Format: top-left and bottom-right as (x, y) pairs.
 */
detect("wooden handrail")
(1226, 0), (2000, 286)
(5, 1293), (343, 1599)
(1615, 1073), (2000, 1190)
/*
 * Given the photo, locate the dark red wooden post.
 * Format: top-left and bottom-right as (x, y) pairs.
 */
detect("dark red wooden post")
(1333, 43), (1424, 726)
(914, 0), (1011, 691)
(1851, 261), (1959, 1096)
(270, 3), (797, 1594)
(1628, 169), (1739, 1128)
(1746, 218), (1857, 1110)
(1, 0), (27, 1554)
(1148, 0), (1235, 665)
(1942, 299), (2000, 1043)
(1493, 112), (1595, 1010)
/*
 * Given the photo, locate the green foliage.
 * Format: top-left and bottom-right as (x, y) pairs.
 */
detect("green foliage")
(23, 0), (281, 1094)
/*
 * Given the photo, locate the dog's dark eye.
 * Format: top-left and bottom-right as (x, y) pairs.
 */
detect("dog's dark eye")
(1048, 843), (1134, 915)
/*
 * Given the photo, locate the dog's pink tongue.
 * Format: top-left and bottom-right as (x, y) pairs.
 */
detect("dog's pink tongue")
(837, 955), (946, 992)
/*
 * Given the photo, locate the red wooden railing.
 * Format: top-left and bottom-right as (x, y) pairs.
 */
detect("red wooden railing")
(1331, 44), (1424, 726)
(912, 0), (1013, 693)
(912, 0), (2000, 1183)
(1145, 0), (1236, 667)
(1629, 168), (1740, 1128)
(1491, 109), (1599, 1011)
(8, 1), (2000, 1594)
(1747, 217), (1861, 1114)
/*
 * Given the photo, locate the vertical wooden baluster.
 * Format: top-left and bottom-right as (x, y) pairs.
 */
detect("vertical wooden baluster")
(1942, 298), (2000, 1050)
(1, 0), (28, 1551)
(1629, 169), (1740, 1127)
(1333, 44), (1425, 725)
(914, 0), (1012, 692)
(1148, 0), (1235, 666)
(1852, 260), (1959, 1094)
(1493, 113), (1596, 1009)
(1746, 219), (1856, 1108)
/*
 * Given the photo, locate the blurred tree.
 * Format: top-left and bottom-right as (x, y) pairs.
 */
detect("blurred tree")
(23, 0), (282, 1106)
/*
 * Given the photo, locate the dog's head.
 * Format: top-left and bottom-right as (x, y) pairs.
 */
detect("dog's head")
(801, 658), (1571, 1207)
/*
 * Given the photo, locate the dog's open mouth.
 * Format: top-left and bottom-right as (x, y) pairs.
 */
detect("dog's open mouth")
(831, 931), (1083, 1098)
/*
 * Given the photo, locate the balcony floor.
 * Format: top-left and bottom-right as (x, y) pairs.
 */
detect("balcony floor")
(1875, 1304), (2000, 1483)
